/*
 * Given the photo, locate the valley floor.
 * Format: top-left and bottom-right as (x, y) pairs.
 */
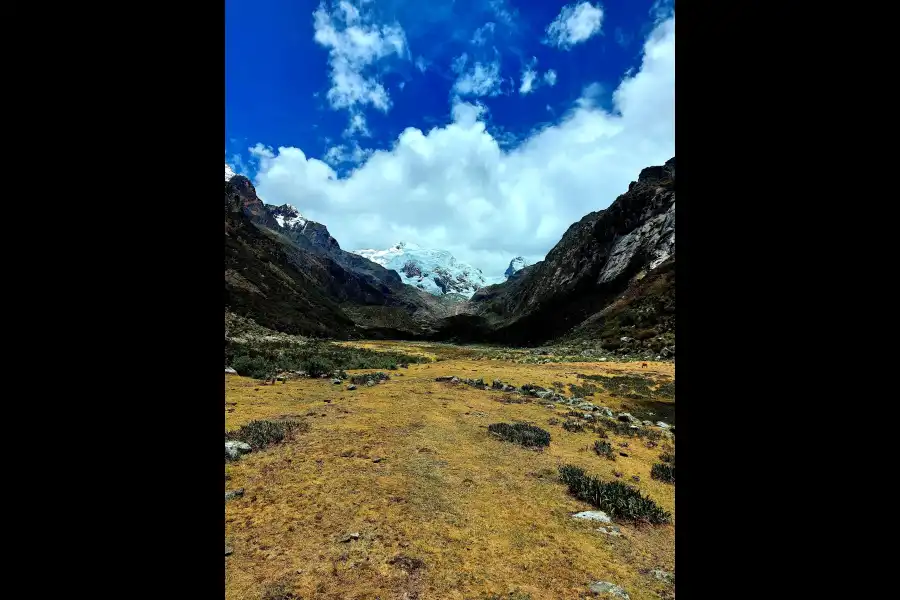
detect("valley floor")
(225, 342), (675, 600)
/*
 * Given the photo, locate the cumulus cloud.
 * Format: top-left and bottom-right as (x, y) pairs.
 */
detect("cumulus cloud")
(251, 16), (675, 280)
(312, 1), (407, 115)
(545, 2), (604, 49)
(543, 69), (557, 86)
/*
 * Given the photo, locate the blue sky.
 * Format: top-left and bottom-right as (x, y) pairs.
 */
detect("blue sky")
(225, 1), (675, 279)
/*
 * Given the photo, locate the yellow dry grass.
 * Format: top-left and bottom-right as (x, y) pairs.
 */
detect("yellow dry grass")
(225, 342), (674, 600)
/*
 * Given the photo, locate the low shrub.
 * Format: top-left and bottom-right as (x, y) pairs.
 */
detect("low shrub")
(558, 464), (671, 524)
(651, 462), (675, 484)
(349, 371), (390, 385)
(232, 355), (272, 379)
(562, 419), (586, 433)
(225, 419), (307, 450)
(597, 417), (663, 440)
(548, 417), (560, 426)
(488, 423), (551, 447)
(593, 440), (615, 459)
(568, 382), (598, 397)
(660, 451), (675, 465)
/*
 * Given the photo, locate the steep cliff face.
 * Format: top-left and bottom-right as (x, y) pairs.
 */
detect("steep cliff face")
(435, 157), (676, 348)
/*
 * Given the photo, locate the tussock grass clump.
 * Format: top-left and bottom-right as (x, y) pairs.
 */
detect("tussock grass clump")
(651, 462), (675, 484)
(660, 451), (675, 465)
(225, 419), (307, 450)
(488, 423), (551, 447)
(562, 419), (586, 433)
(558, 465), (671, 525)
(593, 440), (616, 460)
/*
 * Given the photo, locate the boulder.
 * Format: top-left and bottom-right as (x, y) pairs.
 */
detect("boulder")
(224, 367), (237, 374)
(225, 441), (252, 461)
(589, 581), (630, 599)
(225, 488), (245, 502)
(347, 384), (357, 390)
(332, 379), (342, 385)
(572, 510), (612, 524)
(656, 421), (670, 429)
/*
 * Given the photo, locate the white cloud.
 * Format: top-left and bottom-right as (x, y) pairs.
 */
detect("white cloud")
(472, 22), (496, 46)
(323, 142), (373, 167)
(345, 112), (370, 137)
(313, 1), (407, 114)
(453, 59), (502, 97)
(519, 69), (537, 94)
(415, 56), (428, 72)
(545, 2), (604, 49)
(251, 16), (675, 280)
(519, 57), (538, 95)
(543, 69), (557, 86)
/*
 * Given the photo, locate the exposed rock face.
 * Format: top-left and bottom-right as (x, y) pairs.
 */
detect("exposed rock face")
(433, 157), (676, 347)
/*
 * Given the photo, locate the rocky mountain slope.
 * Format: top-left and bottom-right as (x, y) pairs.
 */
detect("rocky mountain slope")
(353, 242), (488, 299)
(433, 157), (676, 351)
(504, 256), (529, 279)
(224, 173), (457, 338)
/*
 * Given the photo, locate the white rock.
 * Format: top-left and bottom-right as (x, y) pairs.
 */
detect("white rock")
(224, 367), (237, 374)
(572, 510), (612, 524)
(656, 421), (670, 429)
(225, 441), (252, 460)
(589, 581), (630, 599)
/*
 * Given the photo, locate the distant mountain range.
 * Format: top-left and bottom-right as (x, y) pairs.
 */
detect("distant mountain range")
(224, 157), (675, 353)
(353, 243), (488, 299)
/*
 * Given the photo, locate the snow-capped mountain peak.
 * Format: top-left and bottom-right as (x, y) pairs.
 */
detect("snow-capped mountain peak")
(225, 163), (236, 181)
(269, 204), (308, 230)
(505, 256), (529, 278)
(352, 242), (487, 298)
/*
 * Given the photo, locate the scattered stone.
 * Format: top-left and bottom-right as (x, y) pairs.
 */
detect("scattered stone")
(642, 420), (654, 427)
(613, 470), (623, 478)
(332, 378), (342, 384)
(619, 452), (629, 457)
(365, 380), (376, 387)
(435, 376), (454, 382)
(225, 367), (237, 374)
(589, 581), (630, 599)
(225, 441), (252, 461)
(339, 533), (360, 543)
(650, 569), (674, 583)
(373, 457), (385, 463)
(545, 403), (556, 409)
(577, 402), (596, 411)
(503, 384), (517, 392)
(596, 525), (623, 537)
(347, 384), (357, 390)
(599, 357), (608, 362)
(225, 488), (245, 502)
(656, 421), (670, 429)
(572, 510), (612, 524)
(536, 391), (553, 399)
(631, 475), (640, 483)
(492, 379), (504, 390)
(225, 545), (233, 556)
(451, 377), (460, 383)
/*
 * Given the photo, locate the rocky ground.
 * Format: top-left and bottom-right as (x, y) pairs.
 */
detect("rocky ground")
(225, 341), (675, 600)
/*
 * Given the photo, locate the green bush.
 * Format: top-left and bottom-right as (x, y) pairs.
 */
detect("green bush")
(232, 355), (273, 379)
(660, 451), (675, 465)
(225, 419), (308, 450)
(651, 462), (675, 484)
(488, 422), (551, 447)
(225, 337), (428, 380)
(593, 440), (615, 460)
(558, 464), (671, 525)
